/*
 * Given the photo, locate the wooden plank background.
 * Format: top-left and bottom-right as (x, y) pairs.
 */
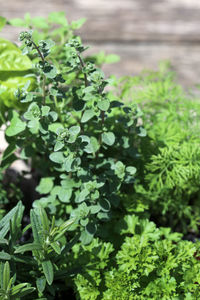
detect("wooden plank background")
(1, 0), (200, 87)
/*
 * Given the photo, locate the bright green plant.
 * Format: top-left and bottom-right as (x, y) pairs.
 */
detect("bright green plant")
(1, 12), (200, 300)
(72, 214), (200, 300)
(1, 26), (145, 246)
(114, 62), (200, 232)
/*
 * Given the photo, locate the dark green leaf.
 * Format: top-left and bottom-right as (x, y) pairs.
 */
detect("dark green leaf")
(36, 277), (46, 294)
(30, 210), (43, 245)
(3, 262), (10, 290)
(39, 207), (50, 233)
(14, 243), (43, 253)
(85, 223), (97, 235)
(99, 199), (111, 212)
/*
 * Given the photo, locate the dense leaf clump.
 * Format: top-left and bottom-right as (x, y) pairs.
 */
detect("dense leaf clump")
(116, 65), (200, 232)
(73, 216), (200, 299)
(0, 12), (200, 300)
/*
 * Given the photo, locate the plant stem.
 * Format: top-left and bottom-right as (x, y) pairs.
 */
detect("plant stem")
(32, 41), (45, 62)
(77, 53), (89, 87)
(32, 41), (46, 104)
(53, 96), (64, 126)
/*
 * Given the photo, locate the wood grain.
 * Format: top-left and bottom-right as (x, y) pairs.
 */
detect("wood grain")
(1, 0), (200, 42)
(86, 42), (200, 88)
(1, 0), (200, 87)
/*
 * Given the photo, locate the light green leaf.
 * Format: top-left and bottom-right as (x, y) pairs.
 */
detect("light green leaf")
(69, 125), (80, 136)
(76, 189), (90, 203)
(49, 152), (65, 164)
(81, 109), (95, 123)
(11, 283), (35, 297)
(31, 16), (49, 29)
(126, 166), (137, 175)
(0, 38), (32, 71)
(58, 187), (72, 203)
(0, 251), (10, 260)
(14, 243), (43, 253)
(48, 122), (63, 133)
(104, 53), (120, 64)
(0, 17), (6, 32)
(36, 177), (54, 194)
(71, 18), (86, 30)
(84, 137), (100, 154)
(102, 132), (115, 146)
(54, 141), (64, 152)
(41, 105), (50, 116)
(6, 115), (26, 136)
(90, 205), (101, 214)
(97, 99), (110, 111)
(48, 12), (68, 26)
(50, 242), (61, 255)
(44, 64), (57, 79)
(9, 18), (26, 27)
(137, 126), (146, 137)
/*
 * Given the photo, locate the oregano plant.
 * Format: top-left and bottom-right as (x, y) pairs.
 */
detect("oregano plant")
(2, 29), (145, 245)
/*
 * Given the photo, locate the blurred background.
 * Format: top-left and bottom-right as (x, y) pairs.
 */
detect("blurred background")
(1, 0), (200, 88)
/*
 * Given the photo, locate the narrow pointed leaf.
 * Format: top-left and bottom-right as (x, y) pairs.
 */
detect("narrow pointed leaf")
(30, 210), (43, 245)
(39, 207), (50, 233)
(42, 260), (54, 285)
(50, 242), (61, 255)
(3, 262), (10, 290)
(14, 243), (43, 254)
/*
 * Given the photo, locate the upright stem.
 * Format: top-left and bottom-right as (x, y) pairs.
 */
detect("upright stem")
(76, 52), (89, 133)
(32, 42), (45, 62)
(32, 41), (46, 104)
(77, 53), (89, 87)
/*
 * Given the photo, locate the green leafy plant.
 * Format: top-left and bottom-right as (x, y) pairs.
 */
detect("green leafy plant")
(0, 201), (77, 298)
(0, 261), (34, 299)
(1, 27), (145, 246)
(114, 62), (200, 232)
(72, 215), (200, 300)
(1, 11), (200, 300)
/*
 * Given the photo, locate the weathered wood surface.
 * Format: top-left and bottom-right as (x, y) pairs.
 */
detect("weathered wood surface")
(1, 0), (200, 87)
